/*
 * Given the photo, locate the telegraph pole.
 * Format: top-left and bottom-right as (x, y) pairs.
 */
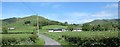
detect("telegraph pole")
(22, 2), (40, 35)
(37, 14), (39, 35)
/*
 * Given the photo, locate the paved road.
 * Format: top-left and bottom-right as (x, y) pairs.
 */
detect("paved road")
(39, 34), (63, 47)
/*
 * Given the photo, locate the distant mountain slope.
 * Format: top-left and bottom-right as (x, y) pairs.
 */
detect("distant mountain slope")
(87, 19), (120, 25)
(2, 17), (18, 26)
(2, 17), (18, 23)
(82, 19), (120, 31)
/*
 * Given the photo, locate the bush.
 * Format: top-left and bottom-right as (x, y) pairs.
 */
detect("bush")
(61, 35), (120, 47)
(2, 27), (8, 34)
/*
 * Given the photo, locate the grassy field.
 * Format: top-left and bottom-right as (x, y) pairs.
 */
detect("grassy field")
(42, 25), (67, 30)
(43, 31), (119, 45)
(8, 26), (35, 32)
(1, 34), (44, 45)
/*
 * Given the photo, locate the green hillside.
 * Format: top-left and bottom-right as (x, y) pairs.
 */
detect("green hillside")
(2, 15), (120, 32)
(82, 19), (120, 31)
(2, 15), (64, 32)
(88, 19), (120, 25)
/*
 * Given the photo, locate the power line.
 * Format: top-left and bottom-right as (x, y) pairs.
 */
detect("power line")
(21, 2), (40, 35)
(21, 2), (38, 15)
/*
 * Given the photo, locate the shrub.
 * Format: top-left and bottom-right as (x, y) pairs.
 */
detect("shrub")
(2, 27), (8, 34)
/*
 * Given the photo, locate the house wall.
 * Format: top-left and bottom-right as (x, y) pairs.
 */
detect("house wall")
(54, 31), (62, 32)
(48, 29), (66, 32)
(49, 30), (62, 32)
(49, 30), (54, 32)
(73, 30), (82, 32)
(8, 28), (15, 30)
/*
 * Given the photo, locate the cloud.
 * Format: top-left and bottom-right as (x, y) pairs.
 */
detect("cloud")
(105, 3), (118, 8)
(64, 11), (117, 24)
(69, 12), (89, 17)
(91, 11), (113, 17)
(41, 10), (117, 24)
(40, 12), (84, 22)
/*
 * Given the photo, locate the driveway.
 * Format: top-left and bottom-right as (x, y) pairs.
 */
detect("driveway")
(39, 34), (63, 47)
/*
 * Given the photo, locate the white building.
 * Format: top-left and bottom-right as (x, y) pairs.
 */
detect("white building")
(73, 28), (82, 32)
(8, 27), (15, 30)
(48, 28), (66, 32)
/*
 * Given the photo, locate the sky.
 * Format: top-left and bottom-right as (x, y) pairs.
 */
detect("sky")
(2, 2), (118, 24)
(1, 0), (119, 2)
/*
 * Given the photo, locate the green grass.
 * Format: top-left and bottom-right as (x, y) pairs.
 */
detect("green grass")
(8, 25), (35, 32)
(42, 25), (67, 30)
(1, 34), (44, 45)
(61, 31), (118, 39)
(1, 34), (32, 45)
(43, 31), (119, 45)
(35, 37), (44, 45)
(1, 34), (32, 39)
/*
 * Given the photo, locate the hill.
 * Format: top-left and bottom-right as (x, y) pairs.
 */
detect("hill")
(87, 19), (120, 25)
(82, 19), (120, 31)
(2, 15), (64, 32)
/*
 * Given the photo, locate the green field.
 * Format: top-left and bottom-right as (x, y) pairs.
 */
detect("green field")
(43, 31), (119, 46)
(7, 25), (35, 32)
(1, 34), (44, 45)
(42, 25), (67, 30)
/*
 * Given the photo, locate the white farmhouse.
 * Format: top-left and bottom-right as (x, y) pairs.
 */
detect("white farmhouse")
(73, 28), (82, 32)
(48, 28), (66, 32)
(8, 27), (15, 30)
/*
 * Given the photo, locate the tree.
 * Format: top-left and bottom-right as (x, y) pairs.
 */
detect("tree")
(96, 25), (104, 31)
(103, 23), (113, 31)
(24, 21), (31, 25)
(82, 23), (92, 31)
(64, 22), (68, 26)
(2, 27), (8, 34)
(33, 22), (42, 30)
(64, 22), (68, 24)
(67, 25), (74, 31)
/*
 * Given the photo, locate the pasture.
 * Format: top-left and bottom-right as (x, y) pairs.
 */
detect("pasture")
(1, 34), (44, 45)
(42, 25), (67, 30)
(43, 31), (119, 47)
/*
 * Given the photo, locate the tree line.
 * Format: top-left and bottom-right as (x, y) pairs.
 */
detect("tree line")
(82, 22), (119, 31)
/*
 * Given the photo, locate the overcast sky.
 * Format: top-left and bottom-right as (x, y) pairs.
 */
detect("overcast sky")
(2, 2), (118, 24)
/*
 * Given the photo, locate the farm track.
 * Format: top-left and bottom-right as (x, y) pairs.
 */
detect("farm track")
(39, 34), (63, 47)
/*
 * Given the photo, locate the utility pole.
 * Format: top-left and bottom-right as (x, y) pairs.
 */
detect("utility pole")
(22, 2), (40, 35)
(37, 14), (39, 35)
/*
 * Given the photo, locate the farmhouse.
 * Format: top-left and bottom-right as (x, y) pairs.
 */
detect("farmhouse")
(48, 28), (66, 32)
(73, 28), (82, 32)
(8, 27), (15, 30)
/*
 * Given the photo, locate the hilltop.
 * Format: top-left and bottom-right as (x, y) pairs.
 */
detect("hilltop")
(2, 15), (65, 32)
(85, 19), (120, 25)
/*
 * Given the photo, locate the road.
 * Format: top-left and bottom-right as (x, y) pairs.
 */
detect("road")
(39, 34), (63, 47)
